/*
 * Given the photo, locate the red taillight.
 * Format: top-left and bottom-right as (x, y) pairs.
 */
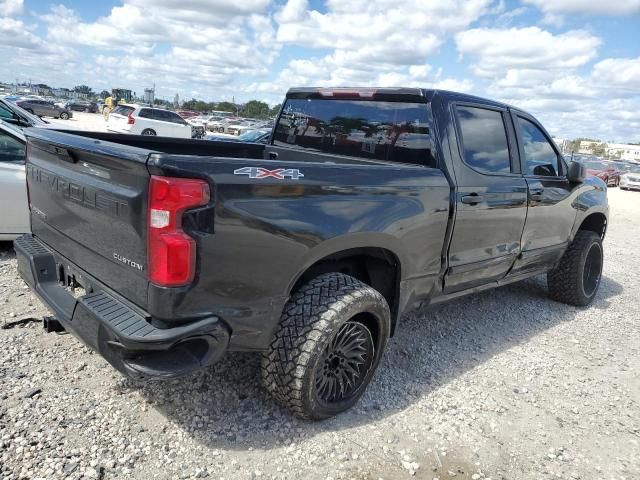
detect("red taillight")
(148, 176), (210, 287)
(127, 112), (135, 124)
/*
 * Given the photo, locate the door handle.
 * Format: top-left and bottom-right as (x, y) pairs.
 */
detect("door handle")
(529, 189), (544, 201)
(461, 194), (484, 205)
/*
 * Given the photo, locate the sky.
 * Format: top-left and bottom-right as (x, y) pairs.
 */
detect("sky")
(1, 0), (639, 141)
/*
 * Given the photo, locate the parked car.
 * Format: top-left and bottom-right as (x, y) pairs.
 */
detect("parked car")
(15, 99), (72, 120)
(582, 160), (620, 187)
(0, 98), (51, 128)
(16, 87), (608, 420)
(205, 116), (229, 132)
(176, 110), (200, 120)
(107, 105), (195, 138)
(619, 165), (640, 191)
(0, 120), (29, 240)
(205, 128), (271, 144)
(65, 100), (99, 113)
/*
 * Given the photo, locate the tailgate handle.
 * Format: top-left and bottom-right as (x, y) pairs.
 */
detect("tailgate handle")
(268, 151), (278, 160)
(52, 146), (77, 163)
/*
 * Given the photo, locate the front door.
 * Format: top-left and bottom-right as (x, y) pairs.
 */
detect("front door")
(444, 102), (528, 293)
(0, 129), (29, 236)
(510, 112), (576, 273)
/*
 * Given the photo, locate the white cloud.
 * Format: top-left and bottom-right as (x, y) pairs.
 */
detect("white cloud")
(456, 27), (601, 78)
(0, 17), (41, 49)
(592, 57), (640, 94)
(523, 0), (640, 16)
(0, 0), (23, 17)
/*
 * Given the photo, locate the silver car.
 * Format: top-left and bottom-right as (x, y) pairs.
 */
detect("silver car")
(0, 120), (29, 240)
(620, 165), (640, 191)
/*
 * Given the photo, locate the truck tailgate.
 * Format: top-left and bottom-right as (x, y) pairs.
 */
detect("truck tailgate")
(25, 128), (151, 309)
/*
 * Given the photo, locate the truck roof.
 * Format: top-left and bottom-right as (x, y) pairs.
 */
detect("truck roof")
(285, 87), (516, 111)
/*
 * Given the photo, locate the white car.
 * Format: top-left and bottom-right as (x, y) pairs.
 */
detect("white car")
(0, 120), (29, 240)
(107, 105), (195, 138)
(205, 116), (229, 133)
(619, 166), (640, 191)
(225, 123), (255, 136)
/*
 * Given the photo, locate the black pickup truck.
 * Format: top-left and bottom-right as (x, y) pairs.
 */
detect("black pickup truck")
(15, 87), (608, 420)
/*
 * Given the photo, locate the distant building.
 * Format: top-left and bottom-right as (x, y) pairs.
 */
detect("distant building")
(578, 140), (601, 154)
(31, 84), (52, 96)
(144, 88), (155, 104)
(606, 143), (640, 162)
(70, 91), (89, 100)
(52, 88), (71, 98)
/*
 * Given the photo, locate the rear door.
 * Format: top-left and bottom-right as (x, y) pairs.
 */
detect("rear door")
(152, 110), (181, 137)
(0, 126), (29, 237)
(166, 111), (192, 138)
(25, 129), (151, 308)
(510, 111), (575, 273)
(444, 102), (528, 293)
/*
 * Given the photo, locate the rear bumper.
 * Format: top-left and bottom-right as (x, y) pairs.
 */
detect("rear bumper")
(14, 234), (230, 379)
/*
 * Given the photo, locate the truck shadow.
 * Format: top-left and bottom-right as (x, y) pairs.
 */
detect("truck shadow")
(122, 273), (623, 451)
(0, 241), (16, 263)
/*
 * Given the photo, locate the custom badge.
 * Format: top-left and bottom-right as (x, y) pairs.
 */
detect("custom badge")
(233, 167), (304, 180)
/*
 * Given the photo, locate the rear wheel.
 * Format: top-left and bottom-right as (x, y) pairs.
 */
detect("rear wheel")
(548, 230), (603, 306)
(141, 129), (156, 136)
(59, 112), (69, 120)
(261, 273), (390, 420)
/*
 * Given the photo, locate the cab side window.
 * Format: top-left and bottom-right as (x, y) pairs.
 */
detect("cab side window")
(0, 131), (26, 164)
(455, 105), (511, 174)
(0, 104), (14, 120)
(517, 117), (560, 177)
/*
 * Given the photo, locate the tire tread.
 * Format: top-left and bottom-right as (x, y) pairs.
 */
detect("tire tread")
(261, 273), (388, 419)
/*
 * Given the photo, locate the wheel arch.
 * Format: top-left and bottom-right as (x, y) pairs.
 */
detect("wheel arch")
(576, 210), (608, 241)
(288, 240), (404, 336)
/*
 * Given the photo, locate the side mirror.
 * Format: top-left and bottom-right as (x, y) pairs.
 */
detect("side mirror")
(567, 161), (586, 183)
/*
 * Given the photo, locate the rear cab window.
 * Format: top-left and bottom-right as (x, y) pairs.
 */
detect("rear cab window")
(273, 97), (437, 167)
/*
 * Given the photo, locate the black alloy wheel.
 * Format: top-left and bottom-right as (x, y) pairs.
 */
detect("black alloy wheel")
(314, 319), (375, 407)
(582, 242), (603, 298)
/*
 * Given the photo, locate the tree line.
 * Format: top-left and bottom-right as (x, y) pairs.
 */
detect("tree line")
(181, 99), (281, 119)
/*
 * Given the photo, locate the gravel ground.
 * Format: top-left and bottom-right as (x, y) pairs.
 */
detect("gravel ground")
(1, 188), (639, 480)
(48, 111), (108, 132)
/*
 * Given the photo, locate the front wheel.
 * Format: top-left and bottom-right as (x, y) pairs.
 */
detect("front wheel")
(261, 273), (390, 420)
(59, 112), (69, 120)
(548, 230), (603, 306)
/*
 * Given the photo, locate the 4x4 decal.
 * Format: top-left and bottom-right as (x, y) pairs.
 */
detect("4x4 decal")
(233, 167), (304, 180)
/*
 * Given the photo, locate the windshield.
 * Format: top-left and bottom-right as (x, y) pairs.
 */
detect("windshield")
(238, 129), (269, 141)
(112, 105), (135, 116)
